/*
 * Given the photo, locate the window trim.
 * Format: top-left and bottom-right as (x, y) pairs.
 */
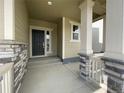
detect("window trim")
(70, 21), (80, 42)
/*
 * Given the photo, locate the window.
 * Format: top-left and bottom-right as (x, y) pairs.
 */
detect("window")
(46, 31), (51, 53)
(70, 21), (80, 42)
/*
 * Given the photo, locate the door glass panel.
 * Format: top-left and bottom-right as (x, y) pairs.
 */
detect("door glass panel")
(46, 31), (51, 52)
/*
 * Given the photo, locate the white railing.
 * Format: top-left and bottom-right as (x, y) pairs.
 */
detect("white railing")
(0, 63), (14, 93)
(89, 53), (106, 86)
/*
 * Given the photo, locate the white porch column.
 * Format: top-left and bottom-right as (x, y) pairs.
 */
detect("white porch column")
(4, 0), (15, 40)
(79, 0), (94, 55)
(102, 0), (124, 93)
(105, 0), (124, 60)
(79, 0), (94, 80)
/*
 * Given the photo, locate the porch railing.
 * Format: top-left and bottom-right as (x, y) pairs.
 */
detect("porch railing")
(79, 53), (107, 88)
(89, 53), (107, 90)
(89, 53), (105, 85)
(0, 63), (14, 93)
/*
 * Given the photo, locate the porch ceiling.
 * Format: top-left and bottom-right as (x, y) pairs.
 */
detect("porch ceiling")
(26, 0), (106, 23)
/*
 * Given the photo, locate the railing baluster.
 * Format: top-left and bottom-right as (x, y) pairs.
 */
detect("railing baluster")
(0, 63), (13, 93)
(91, 53), (106, 86)
(87, 53), (105, 86)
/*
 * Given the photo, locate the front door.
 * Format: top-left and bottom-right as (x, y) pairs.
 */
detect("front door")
(32, 29), (45, 56)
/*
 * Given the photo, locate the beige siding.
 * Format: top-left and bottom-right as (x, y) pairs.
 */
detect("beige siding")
(30, 19), (57, 56)
(57, 18), (63, 58)
(15, 0), (29, 43)
(0, 0), (4, 39)
(64, 17), (80, 58)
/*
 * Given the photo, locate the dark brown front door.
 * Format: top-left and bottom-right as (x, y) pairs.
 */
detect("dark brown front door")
(32, 29), (45, 56)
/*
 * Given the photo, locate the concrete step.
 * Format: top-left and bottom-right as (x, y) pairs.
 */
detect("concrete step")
(28, 57), (61, 67)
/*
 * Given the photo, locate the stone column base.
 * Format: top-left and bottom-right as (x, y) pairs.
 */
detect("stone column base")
(79, 53), (92, 80)
(0, 40), (29, 93)
(102, 57), (124, 93)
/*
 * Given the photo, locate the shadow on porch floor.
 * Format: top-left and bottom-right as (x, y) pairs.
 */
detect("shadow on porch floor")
(19, 57), (106, 93)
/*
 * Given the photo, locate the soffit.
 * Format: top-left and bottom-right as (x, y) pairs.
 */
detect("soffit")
(26, 0), (106, 23)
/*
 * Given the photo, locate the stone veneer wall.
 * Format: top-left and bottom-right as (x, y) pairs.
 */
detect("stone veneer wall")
(0, 40), (28, 93)
(79, 53), (92, 80)
(102, 57), (124, 93)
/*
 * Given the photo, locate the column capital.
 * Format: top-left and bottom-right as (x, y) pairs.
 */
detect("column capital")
(79, 0), (94, 10)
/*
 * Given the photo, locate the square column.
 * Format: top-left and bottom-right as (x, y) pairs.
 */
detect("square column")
(102, 0), (124, 93)
(79, 0), (94, 55)
(4, 0), (15, 40)
(79, 0), (94, 79)
(105, 0), (124, 60)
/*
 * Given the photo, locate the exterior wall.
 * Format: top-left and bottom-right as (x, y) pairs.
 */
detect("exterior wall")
(15, 0), (29, 43)
(57, 18), (63, 58)
(30, 19), (57, 56)
(63, 17), (80, 58)
(92, 28), (103, 53)
(0, 0), (4, 39)
(62, 17), (103, 59)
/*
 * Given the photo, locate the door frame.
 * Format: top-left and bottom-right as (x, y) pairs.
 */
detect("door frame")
(29, 25), (53, 58)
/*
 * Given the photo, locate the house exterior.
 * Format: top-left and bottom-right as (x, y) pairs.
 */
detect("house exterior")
(0, 0), (106, 62)
(0, 0), (124, 93)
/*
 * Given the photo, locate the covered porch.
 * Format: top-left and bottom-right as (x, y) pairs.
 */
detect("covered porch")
(0, 0), (124, 93)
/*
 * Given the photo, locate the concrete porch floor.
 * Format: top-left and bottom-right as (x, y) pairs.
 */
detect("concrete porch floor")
(19, 57), (106, 93)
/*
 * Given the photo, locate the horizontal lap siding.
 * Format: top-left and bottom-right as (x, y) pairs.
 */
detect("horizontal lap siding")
(15, 0), (29, 43)
(64, 17), (80, 58)
(0, 0), (4, 39)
